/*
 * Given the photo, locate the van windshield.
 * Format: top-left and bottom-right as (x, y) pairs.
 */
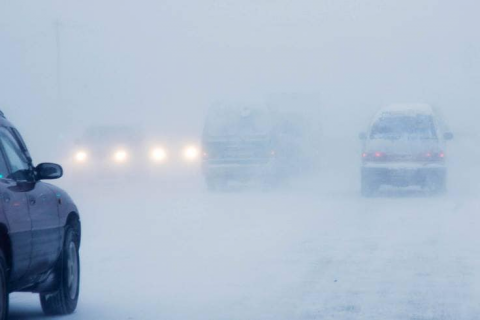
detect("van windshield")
(204, 108), (273, 138)
(370, 115), (437, 140)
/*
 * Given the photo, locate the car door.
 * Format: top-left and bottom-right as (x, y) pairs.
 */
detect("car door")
(2, 127), (62, 275)
(0, 129), (32, 281)
(26, 181), (62, 275)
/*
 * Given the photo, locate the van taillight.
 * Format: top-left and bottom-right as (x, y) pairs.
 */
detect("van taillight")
(424, 152), (445, 161)
(362, 152), (385, 161)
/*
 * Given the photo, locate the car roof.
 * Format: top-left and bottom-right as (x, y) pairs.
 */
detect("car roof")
(378, 103), (434, 117)
(0, 110), (11, 127)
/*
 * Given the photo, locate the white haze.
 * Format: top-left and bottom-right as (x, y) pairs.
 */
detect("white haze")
(2, 1), (480, 151)
(2, 1), (480, 319)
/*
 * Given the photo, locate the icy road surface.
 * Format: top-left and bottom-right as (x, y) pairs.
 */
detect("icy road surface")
(7, 143), (480, 319)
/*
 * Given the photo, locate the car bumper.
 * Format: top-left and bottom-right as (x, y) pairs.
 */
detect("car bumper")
(362, 163), (446, 187)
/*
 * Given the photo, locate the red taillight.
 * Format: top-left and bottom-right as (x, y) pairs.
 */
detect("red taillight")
(362, 152), (385, 161)
(363, 151), (446, 162)
(423, 152), (445, 161)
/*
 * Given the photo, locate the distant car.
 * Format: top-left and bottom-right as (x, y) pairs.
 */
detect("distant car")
(69, 125), (147, 172)
(67, 125), (201, 180)
(201, 105), (317, 190)
(0, 110), (81, 319)
(359, 104), (454, 196)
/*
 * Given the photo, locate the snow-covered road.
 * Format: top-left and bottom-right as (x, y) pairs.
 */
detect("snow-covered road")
(7, 143), (480, 319)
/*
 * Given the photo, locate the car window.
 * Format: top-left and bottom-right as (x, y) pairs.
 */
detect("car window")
(0, 128), (31, 180)
(0, 150), (8, 179)
(10, 127), (30, 153)
(370, 115), (437, 140)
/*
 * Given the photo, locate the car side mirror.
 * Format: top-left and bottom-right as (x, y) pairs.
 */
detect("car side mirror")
(359, 132), (367, 140)
(36, 163), (63, 180)
(444, 132), (454, 141)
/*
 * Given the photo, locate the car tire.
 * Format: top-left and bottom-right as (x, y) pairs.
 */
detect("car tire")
(424, 174), (447, 195)
(40, 226), (80, 316)
(0, 251), (8, 320)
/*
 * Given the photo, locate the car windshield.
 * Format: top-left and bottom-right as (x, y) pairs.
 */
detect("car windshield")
(370, 115), (437, 140)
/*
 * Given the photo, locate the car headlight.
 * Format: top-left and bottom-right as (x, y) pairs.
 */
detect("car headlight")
(113, 150), (128, 163)
(151, 147), (167, 163)
(183, 145), (200, 162)
(74, 151), (88, 163)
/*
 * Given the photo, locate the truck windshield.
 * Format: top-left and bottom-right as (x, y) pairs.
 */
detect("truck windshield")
(370, 115), (437, 140)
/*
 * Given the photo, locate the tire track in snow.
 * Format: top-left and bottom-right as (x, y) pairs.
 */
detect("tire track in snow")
(285, 196), (480, 320)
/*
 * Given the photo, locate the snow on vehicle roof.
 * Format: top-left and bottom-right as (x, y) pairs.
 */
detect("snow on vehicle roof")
(370, 104), (435, 127)
(205, 105), (274, 137)
(379, 103), (433, 116)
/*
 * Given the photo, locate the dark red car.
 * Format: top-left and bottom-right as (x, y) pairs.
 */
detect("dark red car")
(0, 110), (81, 319)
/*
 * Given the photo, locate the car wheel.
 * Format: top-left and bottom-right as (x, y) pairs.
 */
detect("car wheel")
(40, 226), (80, 316)
(424, 172), (447, 195)
(426, 182), (445, 195)
(0, 251), (8, 320)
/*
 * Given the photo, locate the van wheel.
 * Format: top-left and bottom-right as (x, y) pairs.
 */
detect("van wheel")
(40, 227), (80, 316)
(206, 176), (226, 192)
(361, 177), (378, 197)
(0, 251), (8, 320)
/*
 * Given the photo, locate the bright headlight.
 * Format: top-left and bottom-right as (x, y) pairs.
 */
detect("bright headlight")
(113, 150), (128, 163)
(151, 147), (167, 163)
(74, 151), (88, 163)
(183, 145), (200, 161)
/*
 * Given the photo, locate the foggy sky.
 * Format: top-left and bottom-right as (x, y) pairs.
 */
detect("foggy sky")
(1, 0), (480, 160)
